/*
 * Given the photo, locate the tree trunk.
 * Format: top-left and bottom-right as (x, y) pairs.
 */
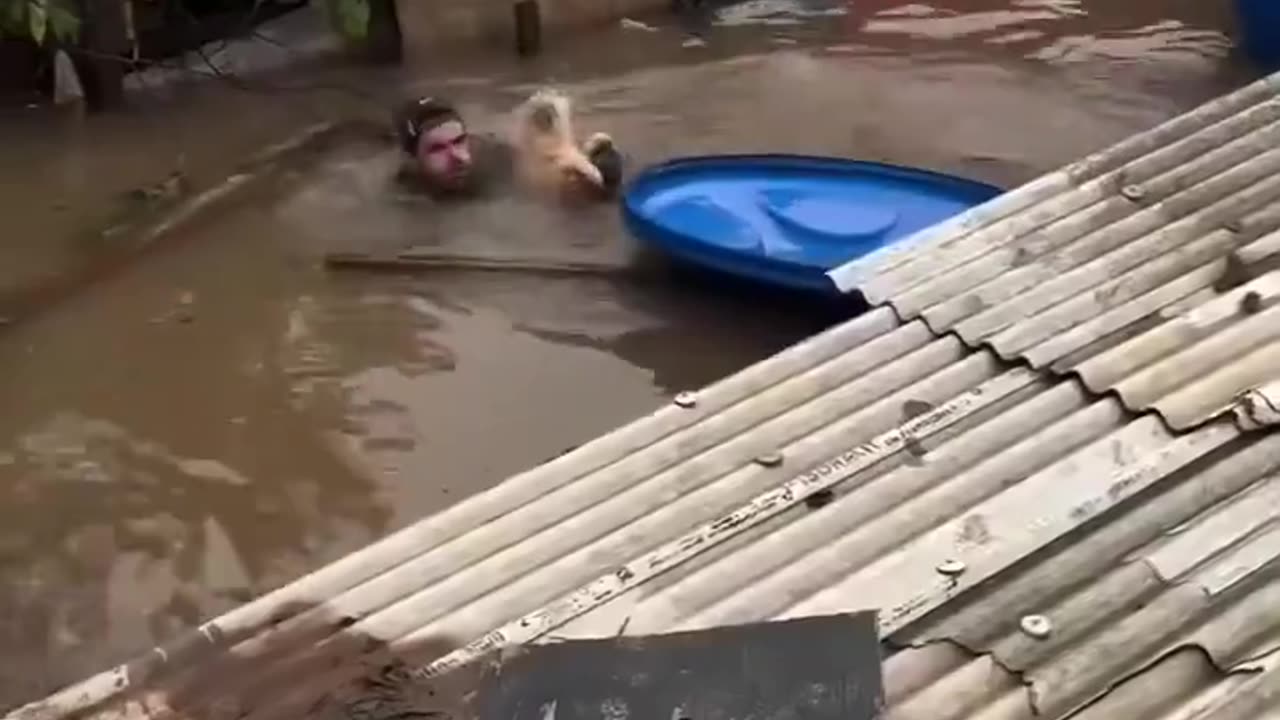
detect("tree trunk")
(76, 0), (128, 110)
(362, 0), (403, 64)
(513, 0), (541, 57)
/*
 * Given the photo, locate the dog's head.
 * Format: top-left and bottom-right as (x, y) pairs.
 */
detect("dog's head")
(513, 88), (575, 149)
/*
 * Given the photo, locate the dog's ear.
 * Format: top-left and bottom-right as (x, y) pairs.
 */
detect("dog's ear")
(583, 132), (614, 155)
(592, 152), (623, 195)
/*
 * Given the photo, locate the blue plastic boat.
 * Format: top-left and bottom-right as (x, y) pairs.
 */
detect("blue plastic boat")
(622, 155), (1002, 295)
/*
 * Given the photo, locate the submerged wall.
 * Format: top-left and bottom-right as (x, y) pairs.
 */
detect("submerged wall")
(396, 0), (669, 52)
(0, 40), (42, 96)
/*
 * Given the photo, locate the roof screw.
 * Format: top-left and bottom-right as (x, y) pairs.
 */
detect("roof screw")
(754, 451), (784, 468)
(1224, 218), (1245, 234)
(673, 392), (698, 409)
(1241, 290), (1263, 315)
(936, 559), (967, 577)
(1020, 614), (1053, 640)
(1121, 185), (1145, 202)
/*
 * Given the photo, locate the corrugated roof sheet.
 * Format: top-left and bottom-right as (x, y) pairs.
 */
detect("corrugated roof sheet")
(10, 305), (1278, 720)
(886, 429), (1280, 720)
(11, 69), (1280, 720)
(829, 70), (1280, 431)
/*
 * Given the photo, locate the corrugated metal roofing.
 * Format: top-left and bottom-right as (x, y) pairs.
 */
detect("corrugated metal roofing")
(886, 428), (1280, 720)
(10, 68), (1280, 720)
(829, 70), (1280, 431)
(10, 304), (1278, 720)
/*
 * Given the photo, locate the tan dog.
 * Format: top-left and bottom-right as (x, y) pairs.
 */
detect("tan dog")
(510, 88), (608, 203)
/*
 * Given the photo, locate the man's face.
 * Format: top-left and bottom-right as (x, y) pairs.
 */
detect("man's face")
(416, 120), (474, 192)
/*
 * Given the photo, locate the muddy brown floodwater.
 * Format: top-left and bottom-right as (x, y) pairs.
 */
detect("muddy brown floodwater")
(0, 0), (1255, 710)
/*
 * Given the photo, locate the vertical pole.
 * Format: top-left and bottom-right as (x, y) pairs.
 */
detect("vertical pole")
(513, 0), (541, 57)
(77, 0), (127, 110)
(364, 0), (403, 64)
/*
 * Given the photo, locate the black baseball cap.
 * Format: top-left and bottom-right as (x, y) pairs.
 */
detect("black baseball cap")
(394, 96), (463, 155)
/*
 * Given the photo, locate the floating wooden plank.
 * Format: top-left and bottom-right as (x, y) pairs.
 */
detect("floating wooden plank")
(323, 251), (648, 278)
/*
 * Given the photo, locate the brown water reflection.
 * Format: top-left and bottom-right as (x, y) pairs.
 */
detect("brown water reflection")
(0, 0), (1254, 710)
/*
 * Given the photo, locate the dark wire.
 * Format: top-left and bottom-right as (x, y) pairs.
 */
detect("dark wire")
(174, 0), (381, 99)
(68, 0), (383, 100)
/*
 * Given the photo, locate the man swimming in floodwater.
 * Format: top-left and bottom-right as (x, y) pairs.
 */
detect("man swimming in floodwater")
(394, 96), (511, 198)
(393, 94), (623, 203)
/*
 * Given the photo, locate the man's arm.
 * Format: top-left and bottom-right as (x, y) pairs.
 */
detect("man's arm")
(558, 151), (605, 189)
(472, 132), (517, 193)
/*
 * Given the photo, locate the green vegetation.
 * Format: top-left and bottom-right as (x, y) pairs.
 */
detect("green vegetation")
(322, 0), (370, 41)
(2, 0), (371, 46)
(0, 0), (80, 44)
(1, 0), (376, 58)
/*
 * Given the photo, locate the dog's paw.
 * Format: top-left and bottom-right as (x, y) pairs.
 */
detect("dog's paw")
(583, 132), (614, 155)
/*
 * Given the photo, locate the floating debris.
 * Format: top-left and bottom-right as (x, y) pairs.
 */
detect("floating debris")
(621, 17), (659, 32)
(52, 49), (84, 106)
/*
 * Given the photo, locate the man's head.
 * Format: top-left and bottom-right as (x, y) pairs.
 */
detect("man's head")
(395, 97), (475, 193)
